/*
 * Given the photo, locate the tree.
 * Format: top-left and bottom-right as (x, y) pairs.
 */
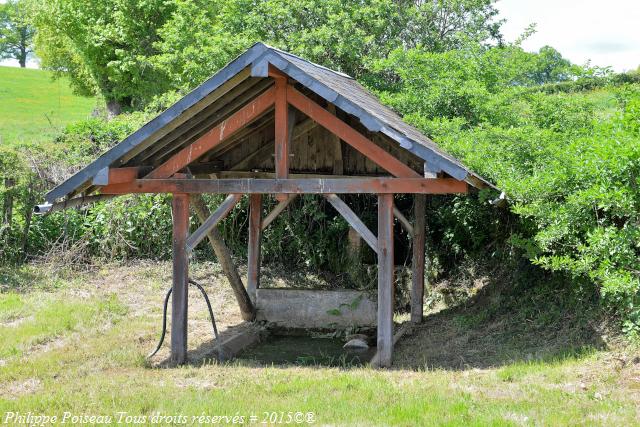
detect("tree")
(30, 0), (175, 116)
(153, 0), (504, 91)
(0, 0), (35, 68)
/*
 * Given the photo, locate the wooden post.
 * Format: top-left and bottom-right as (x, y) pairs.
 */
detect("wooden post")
(247, 194), (262, 303)
(171, 193), (190, 364)
(327, 104), (343, 175)
(347, 227), (362, 261)
(411, 194), (426, 323)
(274, 78), (289, 178)
(376, 193), (394, 368)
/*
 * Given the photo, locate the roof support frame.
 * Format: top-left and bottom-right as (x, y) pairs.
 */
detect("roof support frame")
(100, 178), (468, 195)
(146, 86), (276, 179)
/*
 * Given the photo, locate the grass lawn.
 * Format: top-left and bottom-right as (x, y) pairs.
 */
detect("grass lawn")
(0, 66), (97, 146)
(0, 261), (639, 426)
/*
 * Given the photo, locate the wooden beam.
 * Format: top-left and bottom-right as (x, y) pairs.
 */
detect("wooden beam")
(370, 323), (412, 367)
(135, 77), (271, 164)
(274, 78), (289, 179)
(146, 86), (276, 179)
(186, 193), (241, 252)
(100, 178), (468, 195)
(376, 193), (395, 368)
(327, 104), (344, 175)
(92, 167), (143, 186)
(261, 195), (296, 231)
(324, 194), (378, 254)
(214, 171), (386, 179)
(119, 67), (253, 164)
(411, 195), (426, 323)
(247, 194), (262, 303)
(393, 206), (413, 236)
(287, 86), (421, 178)
(171, 193), (190, 365)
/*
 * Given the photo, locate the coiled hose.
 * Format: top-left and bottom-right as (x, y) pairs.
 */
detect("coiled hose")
(147, 278), (219, 359)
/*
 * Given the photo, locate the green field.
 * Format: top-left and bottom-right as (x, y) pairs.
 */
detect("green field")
(0, 66), (97, 146)
(0, 262), (639, 426)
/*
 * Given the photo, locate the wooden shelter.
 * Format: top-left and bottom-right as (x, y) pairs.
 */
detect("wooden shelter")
(43, 43), (494, 367)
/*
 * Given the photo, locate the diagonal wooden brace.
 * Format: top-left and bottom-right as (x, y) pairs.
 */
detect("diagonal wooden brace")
(186, 194), (242, 252)
(324, 193), (378, 254)
(261, 195), (297, 231)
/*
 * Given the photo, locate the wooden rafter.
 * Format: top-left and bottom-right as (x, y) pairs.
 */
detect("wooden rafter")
(287, 86), (421, 178)
(134, 77), (271, 165)
(100, 178), (468, 195)
(146, 86), (276, 179)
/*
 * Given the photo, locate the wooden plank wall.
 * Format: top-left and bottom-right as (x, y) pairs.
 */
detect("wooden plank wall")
(211, 113), (424, 176)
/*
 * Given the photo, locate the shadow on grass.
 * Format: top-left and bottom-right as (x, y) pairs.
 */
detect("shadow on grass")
(393, 264), (607, 371)
(156, 263), (608, 371)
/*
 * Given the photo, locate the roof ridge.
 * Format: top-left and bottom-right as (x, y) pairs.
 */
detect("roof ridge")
(260, 43), (354, 80)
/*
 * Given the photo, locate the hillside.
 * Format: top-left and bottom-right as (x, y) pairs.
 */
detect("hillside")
(0, 66), (97, 146)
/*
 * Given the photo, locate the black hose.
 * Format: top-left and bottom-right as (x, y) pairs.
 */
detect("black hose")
(147, 278), (219, 359)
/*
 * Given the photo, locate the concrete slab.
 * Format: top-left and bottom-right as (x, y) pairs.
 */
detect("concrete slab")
(256, 289), (377, 329)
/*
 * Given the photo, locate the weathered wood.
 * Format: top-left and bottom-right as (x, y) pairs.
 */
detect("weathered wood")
(119, 67), (254, 164)
(190, 195), (255, 321)
(327, 104), (344, 175)
(100, 178), (469, 195)
(410, 195), (426, 323)
(274, 78), (289, 179)
(171, 193), (190, 365)
(186, 193), (241, 252)
(376, 193), (394, 368)
(227, 118), (317, 172)
(92, 167), (143, 186)
(370, 322), (412, 367)
(214, 171), (386, 179)
(347, 227), (362, 260)
(247, 194), (262, 303)
(287, 86), (421, 178)
(147, 87), (276, 179)
(136, 77), (271, 164)
(325, 194), (378, 254)
(393, 206), (413, 236)
(261, 195), (296, 231)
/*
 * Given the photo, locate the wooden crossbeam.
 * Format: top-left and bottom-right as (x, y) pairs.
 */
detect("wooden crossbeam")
(146, 86), (276, 179)
(287, 86), (421, 178)
(185, 193), (242, 252)
(261, 195), (296, 231)
(100, 178), (468, 195)
(325, 194), (378, 254)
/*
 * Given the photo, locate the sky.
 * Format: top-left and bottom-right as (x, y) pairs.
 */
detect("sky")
(497, 0), (640, 72)
(1, 1), (639, 72)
